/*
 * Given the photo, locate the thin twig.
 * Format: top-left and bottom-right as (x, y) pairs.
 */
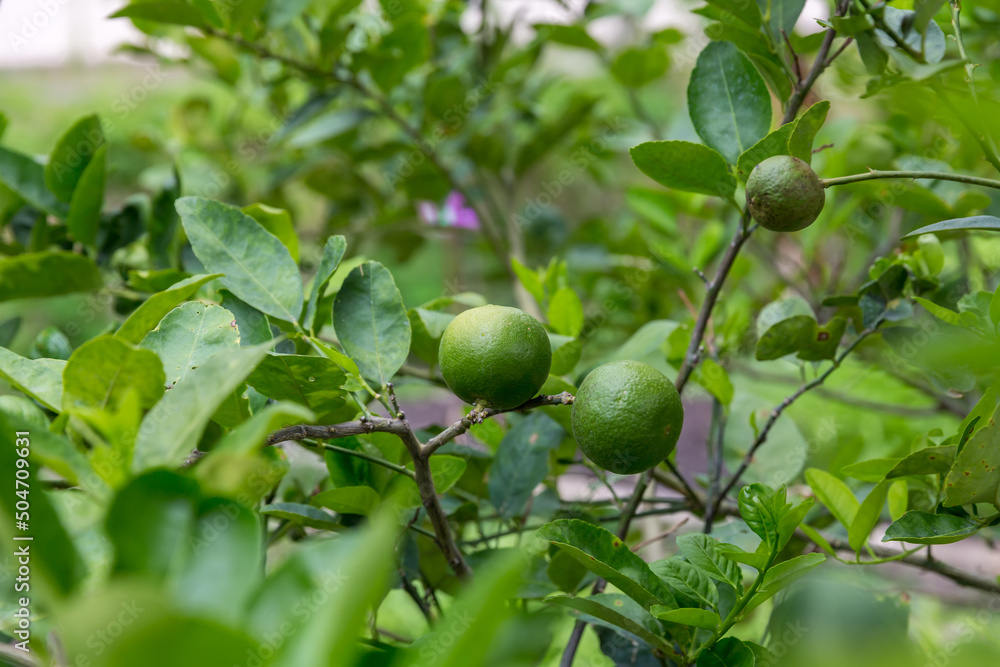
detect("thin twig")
(633, 518), (690, 552)
(822, 170), (1000, 190)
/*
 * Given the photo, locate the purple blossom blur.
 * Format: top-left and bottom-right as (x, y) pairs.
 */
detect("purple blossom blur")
(416, 191), (480, 229)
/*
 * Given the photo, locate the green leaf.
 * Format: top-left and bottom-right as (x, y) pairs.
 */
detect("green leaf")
(650, 557), (719, 609)
(611, 45), (670, 87)
(548, 287), (584, 337)
(0, 252), (102, 303)
(110, 1), (209, 28)
(776, 496), (814, 551)
(676, 533), (742, 589)
(805, 467), (860, 530)
(140, 303), (240, 388)
(735, 122), (795, 181)
(885, 445), (957, 478)
(221, 290), (272, 348)
(242, 203), (300, 262)
(489, 413), (563, 520)
(389, 455), (467, 509)
(171, 498), (261, 623)
(913, 296), (962, 325)
(176, 197), (304, 324)
(697, 637), (755, 667)
(697, 358), (734, 405)
(304, 235), (347, 333)
(65, 144), (106, 246)
(888, 479), (908, 521)
(882, 510), (982, 545)
(943, 411), (1000, 506)
(115, 273), (222, 344)
(261, 502), (339, 530)
(0, 420), (86, 597)
(687, 41), (772, 164)
(653, 606), (720, 630)
(755, 315), (846, 361)
(0, 146), (67, 217)
(537, 519), (678, 610)
(848, 480), (889, 553)
(703, 0), (761, 28)
(45, 114), (104, 203)
(799, 524), (836, 556)
(215, 402), (314, 454)
(106, 469), (200, 577)
(408, 307), (454, 365)
(547, 594), (677, 654)
(63, 335), (165, 412)
(630, 140), (736, 198)
(537, 24), (602, 51)
(332, 261), (411, 386)
(246, 354), (348, 423)
(841, 458), (902, 482)
(512, 258), (545, 305)
(902, 215), (1000, 239)
(132, 343), (271, 472)
(745, 553), (826, 612)
(787, 101), (831, 164)
(312, 486), (380, 515)
(757, 0), (807, 42)
(0, 347), (65, 411)
(737, 483), (786, 549)
(717, 543), (769, 570)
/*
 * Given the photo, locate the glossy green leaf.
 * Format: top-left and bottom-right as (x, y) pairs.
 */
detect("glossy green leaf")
(848, 480), (889, 553)
(45, 114), (104, 202)
(489, 413), (563, 520)
(408, 307), (454, 365)
(111, 1), (209, 28)
(757, 0), (806, 41)
(805, 467), (860, 530)
(697, 636), (755, 667)
(611, 45), (669, 87)
(332, 261), (411, 386)
(312, 486), (381, 515)
(676, 533), (742, 589)
(65, 144), (106, 246)
(243, 203), (299, 261)
(776, 496), (814, 550)
(841, 457), (902, 482)
(246, 353), (348, 423)
(913, 296), (962, 325)
(885, 445), (957, 478)
(548, 287), (584, 337)
(717, 543), (769, 570)
(788, 101), (830, 165)
(882, 510), (982, 545)
(221, 290), (272, 348)
(703, 0), (761, 27)
(888, 479), (908, 520)
(653, 606), (720, 630)
(650, 557), (719, 609)
(0, 347), (65, 411)
(547, 594), (676, 654)
(902, 215), (1000, 239)
(140, 303), (239, 388)
(63, 336), (165, 412)
(943, 411), (1000, 506)
(697, 358), (734, 405)
(304, 235), (347, 332)
(0, 146), (67, 217)
(116, 273), (222, 344)
(735, 122), (794, 180)
(745, 553), (826, 612)
(132, 343), (271, 472)
(512, 258), (545, 305)
(687, 41), (771, 164)
(176, 197), (304, 323)
(537, 519), (678, 610)
(0, 252), (102, 303)
(737, 483), (786, 549)
(630, 140), (736, 198)
(756, 315), (846, 361)
(261, 502), (340, 530)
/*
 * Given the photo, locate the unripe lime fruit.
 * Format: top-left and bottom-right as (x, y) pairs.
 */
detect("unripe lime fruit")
(439, 305), (552, 410)
(746, 155), (825, 232)
(571, 360), (683, 475)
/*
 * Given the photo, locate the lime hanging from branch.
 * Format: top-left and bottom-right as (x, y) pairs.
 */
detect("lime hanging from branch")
(746, 155), (826, 232)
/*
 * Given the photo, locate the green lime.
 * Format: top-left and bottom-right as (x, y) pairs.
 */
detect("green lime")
(746, 155), (826, 232)
(571, 360), (683, 475)
(438, 305), (552, 410)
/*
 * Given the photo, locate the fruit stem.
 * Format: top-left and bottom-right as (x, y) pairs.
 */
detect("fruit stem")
(821, 170), (1000, 191)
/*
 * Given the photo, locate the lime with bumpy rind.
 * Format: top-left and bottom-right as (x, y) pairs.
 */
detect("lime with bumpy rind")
(746, 155), (825, 232)
(571, 360), (684, 475)
(438, 305), (552, 410)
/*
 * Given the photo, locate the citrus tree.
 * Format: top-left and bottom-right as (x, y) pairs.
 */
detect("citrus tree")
(2, 0), (1000, 666)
